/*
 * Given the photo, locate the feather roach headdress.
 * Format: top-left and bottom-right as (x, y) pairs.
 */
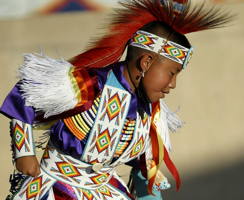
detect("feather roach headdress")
(70, 0), (234, 69)
(68, 2), (234, 194)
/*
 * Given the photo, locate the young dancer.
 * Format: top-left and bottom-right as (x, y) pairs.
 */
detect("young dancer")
(0, 0), (233, 199)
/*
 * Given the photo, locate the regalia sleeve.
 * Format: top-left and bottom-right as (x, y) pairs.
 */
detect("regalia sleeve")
(0, 83), (36, 124)
(15, 53), (98, 119)
(0, 85), (37, 159)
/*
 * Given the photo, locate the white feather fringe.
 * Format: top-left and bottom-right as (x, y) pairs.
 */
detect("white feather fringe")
(19, 53), (77, 118)
(160, 100), (184, 133)
(145, 100), (184, 161)
(154, 99), (184, 152)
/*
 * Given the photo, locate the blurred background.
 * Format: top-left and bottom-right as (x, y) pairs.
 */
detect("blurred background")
(0, 0), (244, 199)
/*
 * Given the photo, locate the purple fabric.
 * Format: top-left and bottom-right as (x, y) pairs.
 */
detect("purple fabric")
(0, 83), (35, 124)
(52, 181), (77, 199)
(50, 120), (84, 158)
(0, 62), (151, 158)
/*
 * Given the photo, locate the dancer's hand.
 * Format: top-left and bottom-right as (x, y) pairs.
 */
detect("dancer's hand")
(15, 155), (41, 177)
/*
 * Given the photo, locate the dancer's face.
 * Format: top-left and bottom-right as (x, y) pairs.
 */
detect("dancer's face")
(142, 55), (182, 103)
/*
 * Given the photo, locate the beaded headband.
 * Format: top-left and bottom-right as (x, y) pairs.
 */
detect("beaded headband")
(129, 30), (194, 69)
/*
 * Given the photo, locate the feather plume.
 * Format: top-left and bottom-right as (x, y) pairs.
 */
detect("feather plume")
(71, 0), (234, 69)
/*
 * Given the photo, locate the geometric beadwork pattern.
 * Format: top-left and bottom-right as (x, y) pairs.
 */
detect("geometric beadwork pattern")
(132, 33), (155, 47)
(39, 147), (119, 193)
(15, 170), (55, 200)
(40, 147), (117, 192)
(82, 71), (131, 164)
(130, 30), (193, 68)
(26, 177), (42, 199)
(14, 72), (152, 199)
(82, 189), (94, 200)
(14, 123), (25, 151)
(106, 93), (121, 121)
(56, 161), (81, 178)
(164, 44), (185, 59)
(113, 112), (151, 166)
(91, 173), (109, 185)
(13, 166), (131, 200)
(97, 185), (112, 197)
(130, 137), (144, 158)
(73, 182), (130, 200)
(11, 119), (35, 159)
(12, 147), (131, 200)
(96, 129), (111, 153)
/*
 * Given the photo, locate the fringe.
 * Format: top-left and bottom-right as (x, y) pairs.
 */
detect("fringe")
(160, 100), (184, 133)
(9, 122), (15, 164)
(6, 171), (28, 200)
(35, 130), (50, 151)
(155, 100), (184, 152)
(18, 53), (77, 118)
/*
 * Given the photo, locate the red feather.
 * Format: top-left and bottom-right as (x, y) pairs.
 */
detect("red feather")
(70, 0), (234, 69)
(70, 6), (156, 68)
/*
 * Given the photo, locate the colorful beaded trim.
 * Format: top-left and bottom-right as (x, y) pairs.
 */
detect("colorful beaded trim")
(129, 30), (194, 69)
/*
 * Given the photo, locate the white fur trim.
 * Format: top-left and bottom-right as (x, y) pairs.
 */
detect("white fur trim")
(154, 99), (184, 152)
(19, 53), (77, 118)
(160, 100), (184, 132)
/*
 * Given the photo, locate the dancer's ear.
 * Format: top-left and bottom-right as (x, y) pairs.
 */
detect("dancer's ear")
(137, 53), (154, 74)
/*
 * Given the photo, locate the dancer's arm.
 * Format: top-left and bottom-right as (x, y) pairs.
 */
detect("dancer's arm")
(10, 119), (40, 177)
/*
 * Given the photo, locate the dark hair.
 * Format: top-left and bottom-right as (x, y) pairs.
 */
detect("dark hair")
(126, 21), (191, 61)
